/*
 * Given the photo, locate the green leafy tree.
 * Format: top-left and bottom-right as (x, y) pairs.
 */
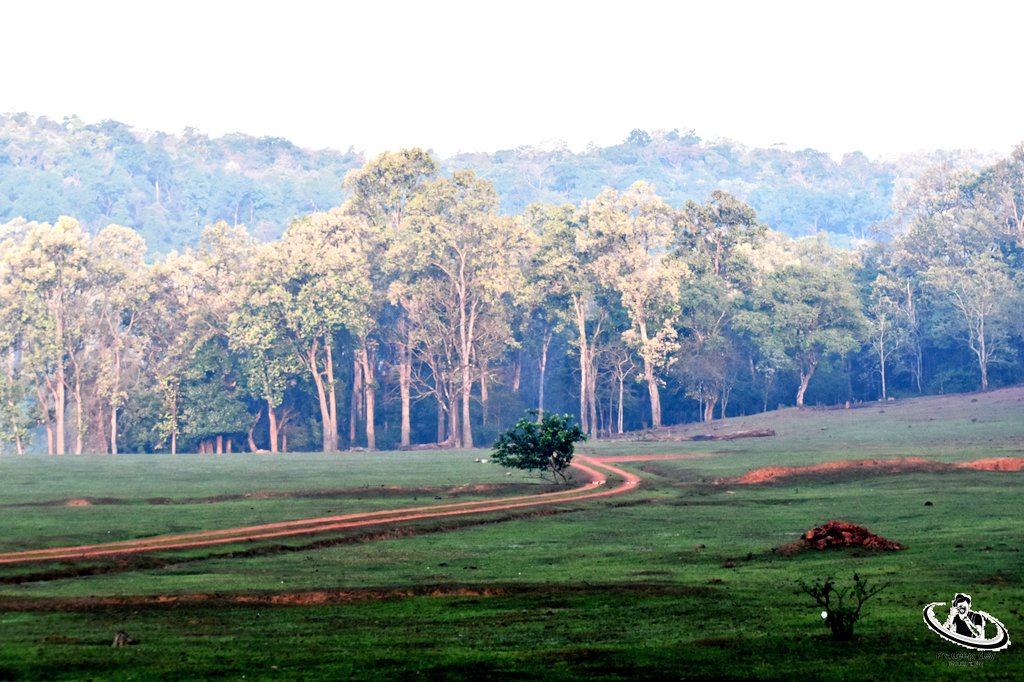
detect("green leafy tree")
(401, 171), (527, 448)
(89, 224), (150, 454)
(737, 257), (866, 408)
(137, 252), (207, 454)
(865, 274), (909, 400)
(491, 412), (585, 483)
(228, 242), (304, 452)
(269, 210), (372, 452)
(581, 181), (685, 428)
(924, 255), (1019, 391)
(529, 202), (606, 438)
(345, 148), (438, 449)
(1, 217), (89, 454)
(180, 339), (251, 453)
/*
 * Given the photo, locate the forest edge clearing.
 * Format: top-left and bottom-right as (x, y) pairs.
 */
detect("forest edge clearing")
(1, 453), (1019, 565)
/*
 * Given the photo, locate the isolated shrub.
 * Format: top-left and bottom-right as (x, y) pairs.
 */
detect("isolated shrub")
(491, 411), (585, 483)
(799, 574), (889, 640)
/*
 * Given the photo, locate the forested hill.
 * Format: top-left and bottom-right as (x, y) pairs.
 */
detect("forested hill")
(0, 114), (365, 253)
(1, 114), (995, 253)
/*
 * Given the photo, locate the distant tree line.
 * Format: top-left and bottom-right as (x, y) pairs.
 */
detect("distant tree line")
(1, 114), (996, 256)
(1, 146), (1022, 455)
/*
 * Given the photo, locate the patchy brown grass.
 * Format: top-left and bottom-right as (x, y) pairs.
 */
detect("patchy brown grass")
(0, 582), (715, 613)
(12, 483), (554, 508)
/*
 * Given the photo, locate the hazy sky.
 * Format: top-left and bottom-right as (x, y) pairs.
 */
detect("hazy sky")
(2, 1), (1020, 159)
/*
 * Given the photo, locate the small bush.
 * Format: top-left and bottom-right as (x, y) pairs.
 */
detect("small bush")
(491, 411), (585, 483)
(799, 574), (889, 640)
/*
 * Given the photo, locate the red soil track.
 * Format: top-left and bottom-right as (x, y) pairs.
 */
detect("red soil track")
(719, 456), (1024, 485)
(0, 455), (640, 565)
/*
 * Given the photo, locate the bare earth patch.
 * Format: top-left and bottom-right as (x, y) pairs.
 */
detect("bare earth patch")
(958, 457), (1024, 471)
(718, 456), (1024, 485)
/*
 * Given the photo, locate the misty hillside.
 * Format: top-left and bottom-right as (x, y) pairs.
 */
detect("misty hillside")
(0, 113), (995, 253)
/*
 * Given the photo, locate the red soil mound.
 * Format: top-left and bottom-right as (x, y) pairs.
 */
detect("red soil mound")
(65, 499), (92, 507)
(801, 520), (903, 551)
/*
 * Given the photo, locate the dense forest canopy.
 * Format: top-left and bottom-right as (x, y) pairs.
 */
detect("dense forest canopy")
(1, 115), (1022, 456)
(0, 114), (995, 254)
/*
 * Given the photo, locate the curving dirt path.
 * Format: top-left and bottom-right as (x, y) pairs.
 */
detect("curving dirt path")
(0, 455), (640, 565)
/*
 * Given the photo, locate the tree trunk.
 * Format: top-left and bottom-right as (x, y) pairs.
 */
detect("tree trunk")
(170, 390), (179, 455)
(617, 374), (625, 434)
(703, 395), (717, 423)
(437, 394), (446, 444)
(74, 380), (83, 454)
(399, 334), (412, 448)
(537, 330), (551, 421)
(216, 435), (223, 454)
(904, 281), (923, 393)
(796, 360), (818, 407)
(110, 406), (118, 455)
(643, 361), (662, 428)
(267, 398), (279, 453)
(350, 358), (362, 444)
(55, 372), (66, 455)
(637, 319), (662, 428)
(326, 342), (339, 450)
(574, 296), (589, 434)
(248, 409), (261, 452)
(479, 362), (489, 426)
(977, 318), (989, 391)
(307, 339), (337, 452)
(279, 407), (294, 453)
(879, 343), (887, 400)
(455, 260), (477, 450)
(6, 350), (23, 455)
(512, 352), (522, 394)
(587, 354), (599, 440)
(35, 380), (54, 455)
(364, 378), (376, 450)
(450, 378), (461, 448)
(54, 302), (66, 456)
(69, 351), (84, 455)
(357, 342), (376, 450)
(461, 361), (473, 448)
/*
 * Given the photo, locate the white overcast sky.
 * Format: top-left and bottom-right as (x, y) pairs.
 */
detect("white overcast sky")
(2, 0), (1020, 159)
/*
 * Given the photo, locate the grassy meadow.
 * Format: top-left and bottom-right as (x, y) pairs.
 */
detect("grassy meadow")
(0, 389), (1022, 680)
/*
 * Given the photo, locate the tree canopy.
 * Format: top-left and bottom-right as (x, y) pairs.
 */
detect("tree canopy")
(1, 141), (1023, 455)
(491, 412), (586, 483)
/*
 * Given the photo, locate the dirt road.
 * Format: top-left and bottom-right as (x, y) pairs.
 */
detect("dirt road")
(0, 455), (641, 565)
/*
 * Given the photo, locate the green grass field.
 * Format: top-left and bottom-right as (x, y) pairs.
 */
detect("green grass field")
(0, 389), (1021, 680)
